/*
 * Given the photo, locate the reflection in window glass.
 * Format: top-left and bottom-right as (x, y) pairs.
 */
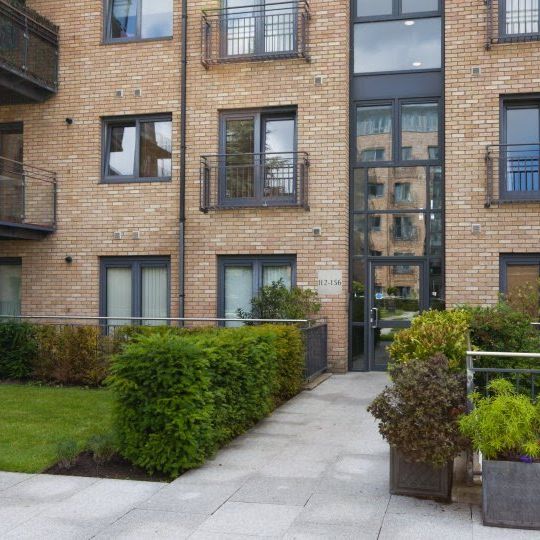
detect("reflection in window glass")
(430, 259), (445, 310)
(402, 0), (439, 13)
(263, 265), (292, 288)
(357, 105), (392, 162)
(106, 267), (132, 326)
(353, 169), (366, 210)
(108, 124), (136, 176)
(352, 260), (365, 323)
(0, 262), (21, 316)
(429, 212), (443, 257)
(142, 266), (168, 325)
(354, 18), (441, 73)
(394, 182), (412, 203)
(352, 326), (366, 371)
(140, 120), (172, 178)
(430, 167), (443, 209)
(368, 182), (385, 198)
(506, 264), (540, 297)
(357, 0), (392, 16)
(393, 215), (418, 241)
(224, 266), (253, 327)
(401, 103), (439, 161)
(353, 215), (365, 256)
(367, 167), (427, 211)
(110, 0), (138, 39)
(226, 118), (255, 198)
(141, 0), (173, 39)
(368, 214), (426, 257)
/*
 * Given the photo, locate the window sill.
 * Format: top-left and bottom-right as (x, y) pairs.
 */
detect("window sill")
(101, 36), (174, 46)
(100, 177), (172, 185)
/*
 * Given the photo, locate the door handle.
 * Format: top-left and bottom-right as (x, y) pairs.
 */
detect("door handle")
(370, 308), (379, 329)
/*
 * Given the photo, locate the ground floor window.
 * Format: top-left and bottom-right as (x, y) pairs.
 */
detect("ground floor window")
(100, 257), (170, 326)
(500, 254), (540, 313)
(218, 255), (296, 326)
(0, 258), (21, 316)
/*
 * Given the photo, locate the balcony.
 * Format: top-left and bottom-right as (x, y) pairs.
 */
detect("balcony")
(0, 0), (59, 104)
(200, 152), (309, 211)
(0, 156), (56, 239)
(486, 0), (540, 47)
(486, 144), (540, 207)
(201, 1), (310, 67)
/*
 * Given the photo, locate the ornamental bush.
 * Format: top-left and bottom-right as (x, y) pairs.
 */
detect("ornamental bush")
(0, 321), (38, 379)
(388, 309), (470, 372)
(108, 325), (305, 477)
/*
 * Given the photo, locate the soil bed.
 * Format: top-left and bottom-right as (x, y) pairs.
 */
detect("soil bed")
(45, 451), (170, 483)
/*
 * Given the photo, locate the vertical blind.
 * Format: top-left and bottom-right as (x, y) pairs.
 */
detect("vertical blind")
(106, 267), (132, 326)
(142, 266), (168, 325)
(0, 263), (21, 316)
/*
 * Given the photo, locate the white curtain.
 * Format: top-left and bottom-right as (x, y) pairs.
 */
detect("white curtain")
(142, 267), (168, 326)
(224, 266), (253, 327)
(107, 268), (132, 326)
(263, 265), (292, 288)
(0, 264), (21, 316)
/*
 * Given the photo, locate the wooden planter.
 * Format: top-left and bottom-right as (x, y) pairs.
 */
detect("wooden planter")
(483, 460), (540, 530)
(390, 447), (453, 502)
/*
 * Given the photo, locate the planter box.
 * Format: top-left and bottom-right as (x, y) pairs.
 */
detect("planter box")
(483, 460), (540, 530)
(390, 447), (453, 501)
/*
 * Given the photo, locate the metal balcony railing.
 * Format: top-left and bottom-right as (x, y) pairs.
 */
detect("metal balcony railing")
(486, 0), (540, 47)
(201, 1), (310, 67)
(0, 0), (58, 100)
(486, 144), (540, 206)
(200, 152), (309, 211)
(0, 156), (56, 230)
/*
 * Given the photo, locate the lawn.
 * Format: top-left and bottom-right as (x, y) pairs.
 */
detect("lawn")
(0, 384), (114, 473)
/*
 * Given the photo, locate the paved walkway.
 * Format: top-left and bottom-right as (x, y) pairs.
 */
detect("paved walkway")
(1, 373), (538, 539)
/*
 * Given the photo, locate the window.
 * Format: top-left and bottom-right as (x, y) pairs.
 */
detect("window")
(356, 101), (440, 164)
(220, 109), (297, 204)
(501, 100), (540, 199)
(0, 123), (23, 222)
(354, 18), (441, 74)
(100, 257), (169, 326)
(224, 0), (297, 58)
(396, 286), (413, 298)
(502, 0), (539, 37)
(368, 182), (385, 198)
(394, 252), (414, 274)
(357, 0), (438, 17)
(219, 256), (295, 326)
(106, 0), (173, 42)
(500, 255), (540, 306)
(394, 182), (412, 202)
(0, 259), (21, 317)
(103, 115), (172, 183)
(393, 215), (417, 240)
(370, 215), (382, 231)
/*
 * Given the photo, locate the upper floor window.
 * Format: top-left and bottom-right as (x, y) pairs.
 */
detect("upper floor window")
(106, 0), (173, 42)
(503, 0), (539, 37)
(357, 0), (439, 17)
(102, 115), (172, 183)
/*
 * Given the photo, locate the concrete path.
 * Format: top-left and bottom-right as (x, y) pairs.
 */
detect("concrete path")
(1, 373), (538, 539)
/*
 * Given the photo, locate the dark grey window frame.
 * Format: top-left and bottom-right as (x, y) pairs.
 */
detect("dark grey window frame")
(355, 0), (442, 20)
(103, 0), (174, 44)
(500, 96), (540, 201)
(217, 255), (296, 320)
(99, 256), (171, 323)
(219, 108), (298, 207)
(498, 0), (540, 41)
(500, 253), (540, 293)
(355, 98), (442, 167)
(101, 114), (172, 184)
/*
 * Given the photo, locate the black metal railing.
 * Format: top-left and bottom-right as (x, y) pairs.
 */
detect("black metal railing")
(486, 144), (540, 206)
(303, 322), (328, 381)
(0, 156), (56, 229)
(0, 0), (58, 91)
(200, 152), (309, 211)
(201, 1), (310, 67)
(486, 0), (540, 47)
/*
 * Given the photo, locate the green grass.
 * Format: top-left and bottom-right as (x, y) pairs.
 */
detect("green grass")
(0, 384), (114, 473)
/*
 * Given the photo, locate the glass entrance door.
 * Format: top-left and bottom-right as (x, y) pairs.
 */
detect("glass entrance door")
(368, 261), (426, 371)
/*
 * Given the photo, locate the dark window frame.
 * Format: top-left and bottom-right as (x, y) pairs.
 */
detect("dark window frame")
(355, 0), (442, 21)
(217, 255), (297, 320)
(219, 107), (298, 206)
(499, 0), (540, 40)
(500, 96), (540, 201)
(101, 114), (173, 184)
(103, 0), (174, 44)
(99, 256), (171, 323)
(355, 98), (442, 167)
(500, 253), (540, 294)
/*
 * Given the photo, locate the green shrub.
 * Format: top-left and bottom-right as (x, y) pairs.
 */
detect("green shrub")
(55, 439), (79, 469)
(459, 379), (540, 460)
(388, 309), (470, 372)
(0, 321), (37, 380)
(368, 354), (467, 467)
(108, 332), (215, 477)
(32, 325), (109, 386)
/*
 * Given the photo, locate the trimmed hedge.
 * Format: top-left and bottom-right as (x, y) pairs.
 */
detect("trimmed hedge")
(0, 321), (37, 379)
(108, 325), (305, 477)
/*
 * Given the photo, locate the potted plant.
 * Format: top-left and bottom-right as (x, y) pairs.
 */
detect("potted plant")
(368, 354), (467, 501)
(459, 379), (540, 530)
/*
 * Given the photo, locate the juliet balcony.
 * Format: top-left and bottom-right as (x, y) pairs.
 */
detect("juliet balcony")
(200, 152), (309, 211)
(0, 156), (57, 239)
(486, 0), (540, 47)
(201, 1), (310, 67)
(0, 0), (59, 104)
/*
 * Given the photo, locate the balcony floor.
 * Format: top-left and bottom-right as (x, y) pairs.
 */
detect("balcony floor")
(0, 221), (54, 240)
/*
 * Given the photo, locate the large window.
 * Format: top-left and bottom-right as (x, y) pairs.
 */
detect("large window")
(218, 256), (295, 326)
(356, 100), (440, 165)
(100, 257), (170, 326)
(502, 0), (539, 37)
(220, 109), (297, 204)
(0, 259), (21, 317)
(501, 255), (540, 308)
(105, 0), (173, 42)
(102, 115), (172, 183)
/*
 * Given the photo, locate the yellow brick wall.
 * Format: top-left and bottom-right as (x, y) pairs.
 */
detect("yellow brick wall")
(1, 0), (350, 370)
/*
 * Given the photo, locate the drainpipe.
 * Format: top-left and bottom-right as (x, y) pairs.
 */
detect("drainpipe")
(179, 0), (188, 322)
